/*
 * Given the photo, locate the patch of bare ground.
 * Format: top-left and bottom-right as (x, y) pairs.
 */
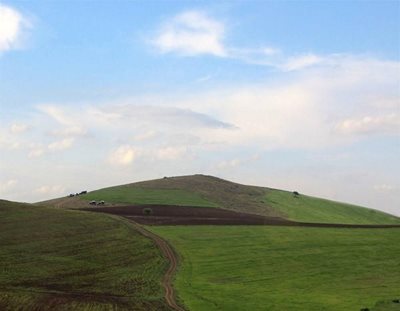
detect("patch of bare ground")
(80, 205), (400, 228)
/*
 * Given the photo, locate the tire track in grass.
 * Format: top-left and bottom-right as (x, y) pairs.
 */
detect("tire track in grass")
(129, 221), (185, 311)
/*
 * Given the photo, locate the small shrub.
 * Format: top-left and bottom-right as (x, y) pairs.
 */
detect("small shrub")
(142, 207), (153, 216)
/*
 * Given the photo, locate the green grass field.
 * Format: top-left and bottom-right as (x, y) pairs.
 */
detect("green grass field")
(0, 200), (170, 311)
(263, 189), (400, 224)
(151, 225), (400, 311)
(83, 185), (218, 207)
(371, 300), (400, 311)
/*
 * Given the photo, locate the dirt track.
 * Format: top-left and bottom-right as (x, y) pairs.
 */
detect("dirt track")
(128, 221), (185, 311)
(80, 205), (400, 228)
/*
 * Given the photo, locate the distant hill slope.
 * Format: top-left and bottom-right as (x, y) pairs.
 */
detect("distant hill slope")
(0, 200), (169, 311)
(262, 189), (400, 225)
(41, 174), (400, 225)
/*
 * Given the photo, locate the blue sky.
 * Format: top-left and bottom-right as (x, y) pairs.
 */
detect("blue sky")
(0, 1), (399, 216)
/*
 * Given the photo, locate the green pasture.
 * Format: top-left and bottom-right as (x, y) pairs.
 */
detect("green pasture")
(151, 225), (400, 311)
(263, 189), (400, 224)
(83, 186), (218, 207)
(0, 200), (170, 311)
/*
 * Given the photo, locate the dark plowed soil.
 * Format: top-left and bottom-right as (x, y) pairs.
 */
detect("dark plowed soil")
(80, 205), (400, 228)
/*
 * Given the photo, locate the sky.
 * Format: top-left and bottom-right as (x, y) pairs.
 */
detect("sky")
(0, 1), (399, 216)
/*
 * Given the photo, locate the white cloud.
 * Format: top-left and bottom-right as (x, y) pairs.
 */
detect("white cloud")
(217, 154), (260, 170)
(281, 54), (324, 71)
(177, 56), (399, 149)
(50, 126), (87, 138)
(0, 179), (18, 194)
(109, 145), (138, 166)
(152, 11), (397, 77)
(336, 113), (400, 136)
(0, 4), (30, 52)
(217, 158), (241, 169)
(34, 185), (66, 196)
(1, 55), (396, 169)
(152, 10), (226, 56)
(149, 10), (335, 71)
(38, 105), (75, 126)
(0, 133), (21, 150)
(151, 10), (283, 63)
(155, 146), (187, 160)
(28, 147), (45, 158)
(10, 123), (29, 134)
(91, 104), (234, 130)
(36, 105), (88, 153)
(374, 184), (397, 192)
(48, 138), (75, 151)
(134, 130), (158, 141)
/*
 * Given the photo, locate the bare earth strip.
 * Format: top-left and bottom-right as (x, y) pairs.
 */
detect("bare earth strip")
(129, 221), (185, 311)
(81, 205), (400, 228)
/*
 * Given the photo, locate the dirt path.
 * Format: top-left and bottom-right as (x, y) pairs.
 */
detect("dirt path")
(129, 221), (185, 311)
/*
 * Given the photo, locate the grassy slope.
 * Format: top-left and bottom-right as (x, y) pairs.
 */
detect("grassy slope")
(129, 175), (278, 216)
(372, 300), (400, 311)
(151, 226), (400, 311)
(83, 185), (218, 207)
(41, 175), (400, 224)
(264, 189), (400, 224)
(0, 200), (170, 311)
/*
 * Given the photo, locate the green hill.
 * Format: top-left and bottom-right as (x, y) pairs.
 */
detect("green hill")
(42, 174), (400, 225)
(262, 189), (400, 224)
(0, 200), (169, 311)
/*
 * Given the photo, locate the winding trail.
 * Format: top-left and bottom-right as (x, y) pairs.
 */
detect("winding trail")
(129, 221), (185, 311)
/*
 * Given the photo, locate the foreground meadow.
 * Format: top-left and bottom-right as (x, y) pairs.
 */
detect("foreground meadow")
(0, 200), (169, 311)
(151, 226), (400, 311)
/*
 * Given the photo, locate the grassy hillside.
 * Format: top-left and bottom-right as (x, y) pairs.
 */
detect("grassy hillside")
(84, 185), (218, 207)
(263, 189), (400, 224)
(0, 200), (170, 311)
(371, 300), (400, 311)
(151, 225), (400, 311)
(41, 174), (400, 224)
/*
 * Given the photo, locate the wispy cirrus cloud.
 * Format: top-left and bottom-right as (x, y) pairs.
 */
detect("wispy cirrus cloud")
(281, 54), (324, 71)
